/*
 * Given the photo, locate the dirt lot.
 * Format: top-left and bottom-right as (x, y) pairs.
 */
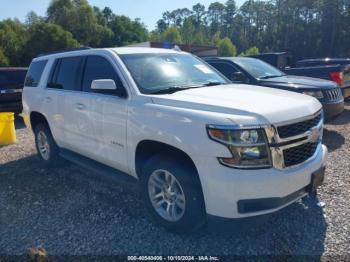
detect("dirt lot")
(1, 104), (350, 258)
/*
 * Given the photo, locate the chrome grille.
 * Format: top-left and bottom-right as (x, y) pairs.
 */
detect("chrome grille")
(277, 113), (322, 139)
(323, 88), (342, 102)
(283, 143), (318, 167)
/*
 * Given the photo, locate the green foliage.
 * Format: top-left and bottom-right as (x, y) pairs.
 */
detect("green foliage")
(23, 22), (80, 65)
(211, 32), (221, 46)
(240, 46), (259, 56)
(108, 16), (148, 46)
(181, 18), (195, 44)
(161, 26), (182, 44)
(0, 48), (9, 66)
(218, 37), (237, 56)
(47, 0), (103, 45)
(0, 19), (27, 66)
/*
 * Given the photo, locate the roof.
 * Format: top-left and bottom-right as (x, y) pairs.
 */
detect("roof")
(112, 47), (183, 55)
(33, 47), (185, 61)
(204, 56), (257, 62)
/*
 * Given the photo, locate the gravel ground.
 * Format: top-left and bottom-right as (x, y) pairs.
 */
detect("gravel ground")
(0, 103), (350, 258)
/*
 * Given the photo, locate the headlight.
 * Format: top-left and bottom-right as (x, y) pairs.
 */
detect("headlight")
(207, 126), (272, 169)
(303, 91), (324, 99)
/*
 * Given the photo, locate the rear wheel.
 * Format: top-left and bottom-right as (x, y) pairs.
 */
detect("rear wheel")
(34, 123), (60, 167)
(140, 155), (206, 233)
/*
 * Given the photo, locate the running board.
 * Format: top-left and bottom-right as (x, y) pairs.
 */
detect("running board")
(59, 149), (138, 188)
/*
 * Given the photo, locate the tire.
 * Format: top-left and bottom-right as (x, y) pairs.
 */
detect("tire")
(140, 154), (206, 233)
(34, 123), (60, 167)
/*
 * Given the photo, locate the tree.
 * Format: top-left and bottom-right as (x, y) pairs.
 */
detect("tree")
(192, 3), (206, 28)
(240, 46), (259, 56)
(47, 0), (106, 46)
(108, 16), (148, 46)
(181, 18), (195, 44)
(23, 22), (79, 65)
(211, 32), (221, 46)
(161, 26), (182, 43)
(208, 2), (226, 35)
(0, 48), (9, 66)
(0, 19), (27, 66)
(218, 37), (237, 56)
(25, 11), (44, 26)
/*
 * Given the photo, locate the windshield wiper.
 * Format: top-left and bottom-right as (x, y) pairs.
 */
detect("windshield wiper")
(150, 86), (200, 94)
(150, 81), (227, 95)
(201, 81), (227, 87)
(259, 75), (285, 79)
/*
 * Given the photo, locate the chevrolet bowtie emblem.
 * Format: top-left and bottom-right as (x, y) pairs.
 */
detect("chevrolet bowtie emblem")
(309, 127), (320, 143)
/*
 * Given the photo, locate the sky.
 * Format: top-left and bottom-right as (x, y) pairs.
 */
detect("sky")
(0, 0), (246, 30)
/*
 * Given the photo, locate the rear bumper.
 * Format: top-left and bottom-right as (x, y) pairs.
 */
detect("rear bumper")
(322, 100), (344, 121)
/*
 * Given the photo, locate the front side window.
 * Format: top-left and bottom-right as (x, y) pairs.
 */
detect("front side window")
(82, 55), (126, 97)
(25, 60), (47, 87)
(119, 53), (228, 94)
(233, 58), (285, 79)
(210, 62), (238, 79)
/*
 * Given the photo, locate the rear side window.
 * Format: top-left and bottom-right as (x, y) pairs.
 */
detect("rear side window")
(82, 55), (126, 97)
(0, 70), (27, 87)
(48, 56), (84, 91)
(25, 60), (47, 87)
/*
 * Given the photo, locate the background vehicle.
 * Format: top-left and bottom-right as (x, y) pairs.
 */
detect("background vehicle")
(22, 48), (327, 232)
(249, 53), (350, 99)
(205, 57), (344, 120)
(0, 67), (27, 113)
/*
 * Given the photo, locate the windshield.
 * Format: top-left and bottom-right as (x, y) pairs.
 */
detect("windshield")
(233, 58), (285, 79)
(119, 53), (228, 94)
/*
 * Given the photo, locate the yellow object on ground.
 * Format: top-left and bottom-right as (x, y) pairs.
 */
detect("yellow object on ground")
(0, 112), (16, 146)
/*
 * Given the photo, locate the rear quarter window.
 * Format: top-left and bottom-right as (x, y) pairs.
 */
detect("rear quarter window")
(24, 60), (48, 87)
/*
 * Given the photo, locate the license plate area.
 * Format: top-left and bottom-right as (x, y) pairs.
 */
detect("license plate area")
(307, 167), (325, 193)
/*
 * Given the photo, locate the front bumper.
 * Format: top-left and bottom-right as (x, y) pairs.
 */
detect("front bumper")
(341, 86), (350, 99)
(322, 100), (344, 121)
(194, 144), (327, 219)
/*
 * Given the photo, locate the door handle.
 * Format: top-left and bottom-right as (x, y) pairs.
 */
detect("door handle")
(76, 103), (86, 110)
(45, 97), (52, 103)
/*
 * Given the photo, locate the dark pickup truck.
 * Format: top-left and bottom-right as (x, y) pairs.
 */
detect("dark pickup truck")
(0, 67), (28, 113)
(249, 53), (350, 99)
(205, 57), (344, 120)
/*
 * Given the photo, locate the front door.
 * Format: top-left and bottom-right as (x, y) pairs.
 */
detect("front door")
(80, 55), (129, 173)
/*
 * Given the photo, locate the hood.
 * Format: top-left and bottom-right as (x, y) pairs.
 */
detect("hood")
(259, 75), (337, 90)
(150, 84), (322, 126)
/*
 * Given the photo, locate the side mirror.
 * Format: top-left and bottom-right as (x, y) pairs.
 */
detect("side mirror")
(91, 79), (117, 91)
(230, 72), (248, 83)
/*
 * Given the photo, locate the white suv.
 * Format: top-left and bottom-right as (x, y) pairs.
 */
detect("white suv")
(22, 47), (327, 232)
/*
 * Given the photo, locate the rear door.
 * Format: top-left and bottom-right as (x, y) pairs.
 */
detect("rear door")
(47, 55), (90, 155)
(81, 55), (129, 172)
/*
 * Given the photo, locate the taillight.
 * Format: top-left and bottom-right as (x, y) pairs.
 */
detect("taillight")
(330, 71), (343, 85)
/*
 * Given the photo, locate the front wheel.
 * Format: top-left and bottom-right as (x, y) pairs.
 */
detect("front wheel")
(140, 155), (206, 233)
